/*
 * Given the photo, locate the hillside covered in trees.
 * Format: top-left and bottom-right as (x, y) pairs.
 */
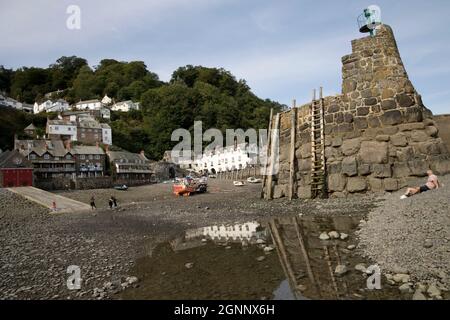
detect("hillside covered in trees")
(0, 57), (284, 159)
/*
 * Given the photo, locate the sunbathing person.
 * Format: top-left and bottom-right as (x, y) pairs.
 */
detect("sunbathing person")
(400, 170), (441, 199)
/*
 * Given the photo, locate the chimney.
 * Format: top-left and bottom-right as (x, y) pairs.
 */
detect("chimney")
(66, 140), (71, 151)
(140, 150), (146, 159)
(96, 142), (99, 148)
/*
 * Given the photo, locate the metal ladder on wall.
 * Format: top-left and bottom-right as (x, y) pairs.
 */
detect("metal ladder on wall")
(310, 88), (326, 198)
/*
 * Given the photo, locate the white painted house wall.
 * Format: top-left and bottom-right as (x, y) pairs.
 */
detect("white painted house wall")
(101, 127), (112, 145)
(47, 123), (78, 141)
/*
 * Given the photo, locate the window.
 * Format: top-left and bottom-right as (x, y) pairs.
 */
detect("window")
(30, 154), (36, 160)
(44, 154), (50, 160)
(54, 126), (59, 130)
(68, 127), (71, 131)
(54, 157), (60, 161)
(81, 133), (85, 138)
(95, 155), (100, 160)
(80, 155), (85, 160)
(66, 154), (72, 160)
(88, 155), (93, 160)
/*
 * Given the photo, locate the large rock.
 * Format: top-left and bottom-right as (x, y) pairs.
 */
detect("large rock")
(359, 141), (388, 164)
(328, 174), (347, 192)
(384, 178), (399, 191)
(430, 158), (450, 175)
(342, 156), (358, 177)
(368, 177), (383, 191)
(410, 130), (430, 142)
(396, 94), (414, 108)
(341, 138), (361, 156)
(372, 164), (392, 178)
(408, 160), (429, 176)
(391, 133), (408, 147)
(393, 163), (412, 178)
(381, 110), (403, 126)
(347, 177), (367, 193)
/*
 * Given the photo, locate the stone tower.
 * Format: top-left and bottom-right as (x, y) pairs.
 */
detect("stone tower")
(264, 25), (450, 199)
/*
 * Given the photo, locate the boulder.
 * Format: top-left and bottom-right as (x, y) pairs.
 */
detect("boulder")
(354, 117), (368, 130)
(335, 265), (348, 276)
(368, 177), (384, 192)
(358, 163), (371, 176)
(410, 130), (430, 142)
(332, 136), (343, 147)
(372, 164), (392, 178)
(342, 156), (358, 177)
(319, 232), (330, 240)
(359, 141), (388, 164)
(328, 174), (347, 192)
(399, 283), (414, 294)
(391, 133), (408, 147)
(328, 231), (340, 239)
(342, 138), (361, 156)
(384, 178), (399, 191)
(381, 110), (403, 126)
(425, 126), (439, 137)
(392, 163), (411, 178)
(347, 177), (367, 193)
(396, 94), (414, 108)
(404, 107), (423, 123)
(408, 160), (429, 176)
(376, 135), (390, 142)
(381, 99), (396, 110)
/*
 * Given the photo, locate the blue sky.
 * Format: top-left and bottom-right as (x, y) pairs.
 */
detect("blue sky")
(0, 0), (449, 114)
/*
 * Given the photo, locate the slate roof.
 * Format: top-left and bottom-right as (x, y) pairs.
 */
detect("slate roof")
(107, 151), (149, 163)
(15, 140), (72, 157)
(72, 146), (105, 155)
(0, 150), (33, 168)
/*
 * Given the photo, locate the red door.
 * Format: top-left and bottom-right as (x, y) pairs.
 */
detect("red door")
(1, 169), (33, 187)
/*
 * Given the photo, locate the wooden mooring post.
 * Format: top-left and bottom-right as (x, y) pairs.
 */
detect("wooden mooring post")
(288, 100), (297, 201)
(261, 108), (273, 198)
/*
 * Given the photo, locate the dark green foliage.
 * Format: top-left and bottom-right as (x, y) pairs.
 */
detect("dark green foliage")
(0, 106), (51, 151)
(1, 61), (283, 160)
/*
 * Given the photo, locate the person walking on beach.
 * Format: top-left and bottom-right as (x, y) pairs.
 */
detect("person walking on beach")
(401, 170), (442, 199)
(112, 196), (118, 208)
(108, 197), (114, 209)
(90, 195), (96, 210)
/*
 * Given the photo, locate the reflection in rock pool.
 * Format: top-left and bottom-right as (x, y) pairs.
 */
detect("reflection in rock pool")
(120, 215), (405, 300)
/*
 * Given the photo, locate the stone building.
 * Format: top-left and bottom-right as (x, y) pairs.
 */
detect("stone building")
(107, 150), (153, 183)
(264, 25), (450, 199)
(72, 145), (106, 178)
(46, 119), (78, 141)
(77, 118), (112, 145)
(15, 139), (76, 180)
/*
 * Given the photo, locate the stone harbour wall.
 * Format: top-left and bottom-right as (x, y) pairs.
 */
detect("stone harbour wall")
(269, 25), (450, 199)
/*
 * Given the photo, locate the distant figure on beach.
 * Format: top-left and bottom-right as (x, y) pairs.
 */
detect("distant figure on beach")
(108, 197), (114, 209)
(90, 195), (96, 210)
(401, 170), (441, 199)
(52, 201), (57, 212)
(112, 196), (118, 208)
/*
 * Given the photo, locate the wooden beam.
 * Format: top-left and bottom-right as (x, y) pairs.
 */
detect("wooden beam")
(288, 107), (297, 200)
(261, 108), (273, 198)
(266, 113), (280, 200)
